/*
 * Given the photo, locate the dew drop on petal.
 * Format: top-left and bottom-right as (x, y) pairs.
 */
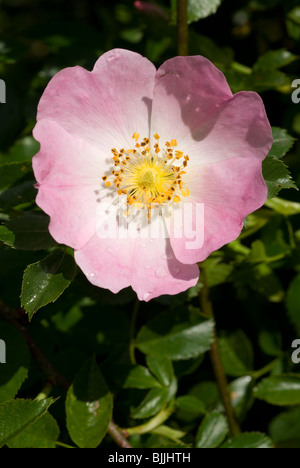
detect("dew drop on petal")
(155, 266), (167, 278)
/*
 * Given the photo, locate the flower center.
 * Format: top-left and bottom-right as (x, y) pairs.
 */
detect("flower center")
(138, 168), (158, 189)
(102, 133), (190, 218)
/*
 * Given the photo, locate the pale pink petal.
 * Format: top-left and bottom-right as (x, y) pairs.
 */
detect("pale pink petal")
(151, 55), (232, 146)
(170, 156), (268, 264)
(75, 235), (199, 301)
(33, 120), (107, 249)
(37, 49), (156, 151)
(181, 92), (273, 165)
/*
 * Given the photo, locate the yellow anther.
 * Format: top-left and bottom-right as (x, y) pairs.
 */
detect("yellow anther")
(181, 188), (190, 197)
(105, 134), (190, 218)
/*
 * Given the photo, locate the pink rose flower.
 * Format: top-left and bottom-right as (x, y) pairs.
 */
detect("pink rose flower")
(32, 49), (273, 301)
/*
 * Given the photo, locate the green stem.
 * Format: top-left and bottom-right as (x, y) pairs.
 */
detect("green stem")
(286, 218), (296, 250)
(152, 425), (186, 445)
(251, 357), (282, 380)
(35, 382), (53, 401)
(126, 406), (174, 435)
(231, 61), (252, 75)
(177, 0), (189, 56)
(200, 268), (241, 437)
(129, 299), (140, 365)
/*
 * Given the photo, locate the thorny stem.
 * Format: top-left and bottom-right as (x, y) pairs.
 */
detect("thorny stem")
(177, 0), (189, 56)
(199, 270), (241, 437)
(129, 298), (140, 365)
(0, 300), (132, 449)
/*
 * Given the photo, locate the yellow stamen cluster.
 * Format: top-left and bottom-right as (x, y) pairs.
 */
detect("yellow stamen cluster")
(102, 133), (190, 218)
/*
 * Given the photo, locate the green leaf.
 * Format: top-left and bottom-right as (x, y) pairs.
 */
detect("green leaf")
(66, 356), (113, 448)
(131, 387), (169, 419)
(136, 308), (214, 361)
(121, 365), (161, 389)
(252, 264), (284, 303)
(258, 330), (282, 357)
(0, 180), (37, 211)
(262, 155), (298, 198)
(286, 274), (300, 333)
(255, 50), (299, 70)
(247, 69), (290, 92)
(0, 213), (56, 250)
(176, 396), (206, 422)
(146, 356), (174, 387)
(269, 407), (300, 445)
(0, 398), (55, 448)
(195, 413), (229, 448)
(230, 376), (255, 421)
(8, 412), (59, 448)
(201, 257), (233, 287)
(219, 331), (254, 377)
(189, 381), (220, 411)
(0, 320), (30, 404)
(187, 0), (222, 23)
(222, 432), (272, 448)
(287, 7), (300, 41)
(0, 161), (31, 190)
(288, 6), (300, 26)
(21, 249), (77, 320)
(255, 375), (300, 406)
(1, 136), (40, 164)
(265, 197), (300, 216)
(269, 128), (296, 159)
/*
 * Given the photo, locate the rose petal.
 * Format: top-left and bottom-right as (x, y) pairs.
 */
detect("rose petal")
(37, 49), (156, 151)
(75, 234), (199, 301)
(170, 156), (268, 264)
(33, 120), (107, 249)
(151, 55), (232, 147)
(182, 91), (273, 165)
